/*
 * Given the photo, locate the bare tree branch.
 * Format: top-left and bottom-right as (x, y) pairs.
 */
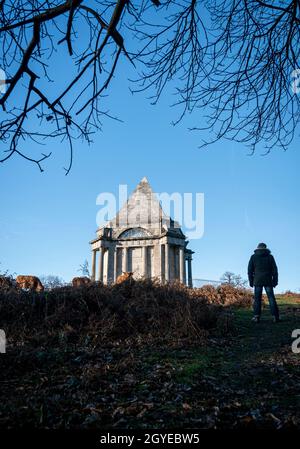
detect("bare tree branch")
(0, 0), (299, 172)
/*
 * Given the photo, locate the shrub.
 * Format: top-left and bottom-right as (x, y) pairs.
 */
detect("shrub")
(194, 284), (253, 307)
(281, 290), (300, 298)
(0, 280), (236, 347)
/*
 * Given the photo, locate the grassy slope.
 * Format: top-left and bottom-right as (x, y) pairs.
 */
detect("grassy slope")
(0, 296), (299, 429)
(145, 296), (300, 428)
(177, 296), (299, 380)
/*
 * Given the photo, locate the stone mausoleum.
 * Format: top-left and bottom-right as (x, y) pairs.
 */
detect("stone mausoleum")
(90, 177), (194, 286)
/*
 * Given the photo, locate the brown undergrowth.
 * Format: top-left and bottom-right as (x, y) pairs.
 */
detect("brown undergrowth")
(0, 281), (251, 348)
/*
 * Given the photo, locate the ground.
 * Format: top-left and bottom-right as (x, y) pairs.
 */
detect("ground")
(0, 296), (299, 429)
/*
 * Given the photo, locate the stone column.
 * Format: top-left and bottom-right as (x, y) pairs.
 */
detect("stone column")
(122, 247), (128, 273)
(113, 247), (118, 282)
(187, 256), (193, 288)
(91, 249), (97, 281)
(179, 246), (185, 284)
(165, 243), (170, 282)
(104, 248), (109, 284)
(143, 246), (148, 278)
(98, 247), (104, 282)
(159, 244), (163, 282)
(107, 246), (115, 284)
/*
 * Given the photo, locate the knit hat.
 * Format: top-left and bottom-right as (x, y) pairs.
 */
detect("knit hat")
(257, 242), (267, 249)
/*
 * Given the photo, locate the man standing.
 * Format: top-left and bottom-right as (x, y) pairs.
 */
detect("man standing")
(248, 243), (280, 323)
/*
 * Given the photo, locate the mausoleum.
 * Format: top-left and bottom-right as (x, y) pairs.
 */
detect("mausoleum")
(90, 177), (194, 286)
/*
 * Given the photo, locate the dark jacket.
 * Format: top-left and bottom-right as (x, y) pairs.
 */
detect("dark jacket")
(248, 249), (278, 287)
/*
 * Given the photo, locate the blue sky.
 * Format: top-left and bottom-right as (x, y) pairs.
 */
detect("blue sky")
(1, 17), (300, 292)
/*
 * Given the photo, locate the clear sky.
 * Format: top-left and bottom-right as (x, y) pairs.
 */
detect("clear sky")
(1, 20), (299, 292)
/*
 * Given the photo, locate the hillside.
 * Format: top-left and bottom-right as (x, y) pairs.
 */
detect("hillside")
(0, 283), (299, 429)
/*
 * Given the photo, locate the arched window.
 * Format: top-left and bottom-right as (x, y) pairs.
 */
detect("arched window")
(118, 227), (151, 239)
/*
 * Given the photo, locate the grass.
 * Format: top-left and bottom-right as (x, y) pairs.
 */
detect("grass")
(0, 293), (299, 429)
(174, 296), (300, 379)
(140, 296), (300, 426)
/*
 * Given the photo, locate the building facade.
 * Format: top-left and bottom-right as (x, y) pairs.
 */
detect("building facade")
(90, 177), (194, 286)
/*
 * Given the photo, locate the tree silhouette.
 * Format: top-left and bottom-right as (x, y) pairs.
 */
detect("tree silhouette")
(78, 259), (90, 277)
(0, 0), (299, 172)
(220, 271), (248, 288)
(39, 274), (65, 289)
